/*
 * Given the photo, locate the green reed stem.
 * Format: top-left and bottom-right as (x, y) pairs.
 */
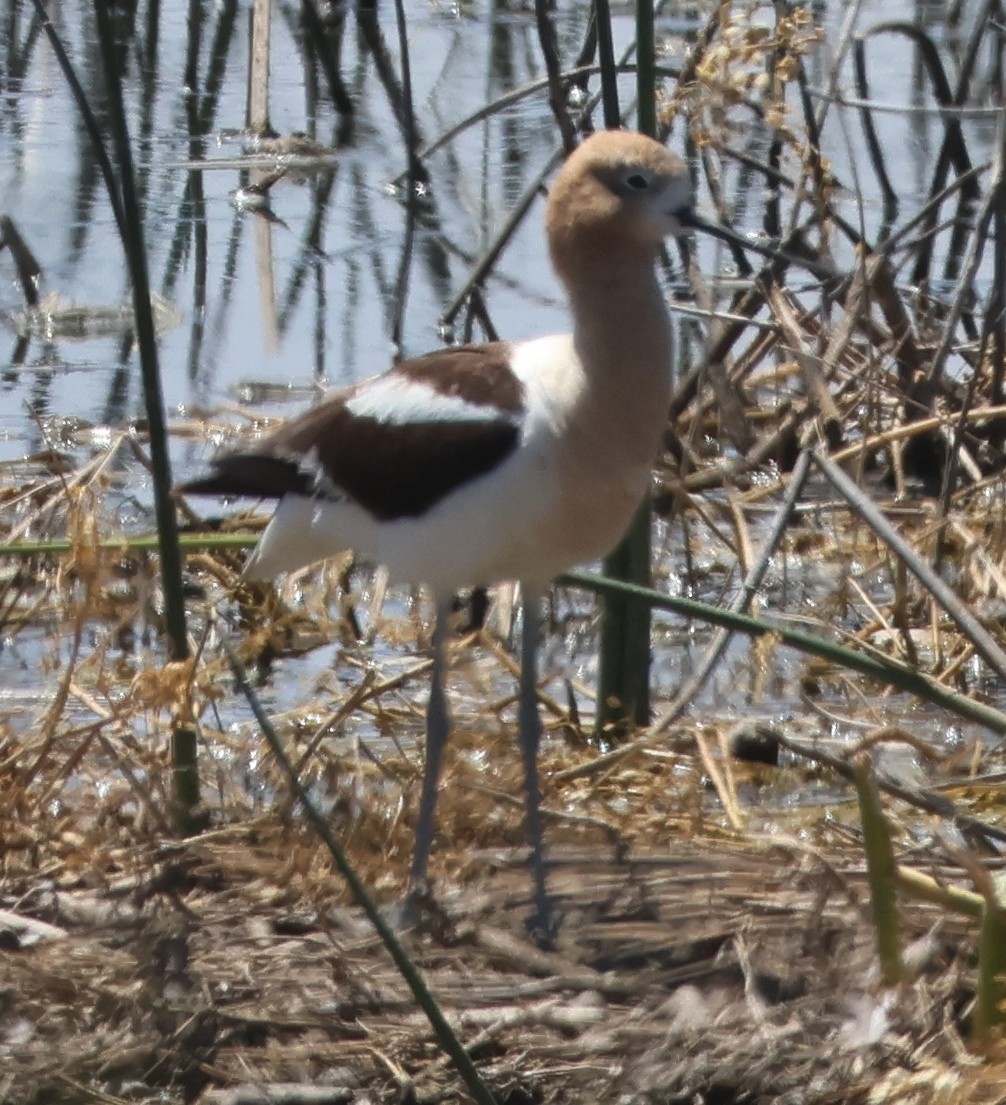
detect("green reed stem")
(594, 0), (619, 128)
(1, 533), (256, 557)
(597, 502), (652, 736)
(974, 889), (1006, 1044)
(564, 569), (1006, 737)
(852, 753), (904, 986)
(595, 1), (659, 737)
(93, 2), (199, 829)
(636, 0), (656, 137)
(894, 867), (983, 919)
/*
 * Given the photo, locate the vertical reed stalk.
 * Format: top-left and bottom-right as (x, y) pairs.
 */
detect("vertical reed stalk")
(184, 0), (203, 93)
(248, 0), (272, 133)
(635, 1), (656, 136)
(534, 0), (576, 152)
(390, 0), (417, 353)
(92, 2), (200, 831)
(595, 0), (657, 736)
(593, 0), (619, 128)
(852, 753), (904, 986)
(974, 889), (1006, 1044)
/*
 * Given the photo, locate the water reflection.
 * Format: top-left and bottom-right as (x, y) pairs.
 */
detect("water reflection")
(0, 2), (997, 459)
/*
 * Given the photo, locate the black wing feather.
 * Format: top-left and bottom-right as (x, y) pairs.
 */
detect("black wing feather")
(179, 344), (526, 521)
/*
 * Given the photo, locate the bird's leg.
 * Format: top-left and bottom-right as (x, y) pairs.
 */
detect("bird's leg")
(409, 600), (452, 891)
(517, 585), (556, 948)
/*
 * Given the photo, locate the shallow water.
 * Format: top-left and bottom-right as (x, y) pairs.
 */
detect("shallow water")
(1, 1), (998, 460)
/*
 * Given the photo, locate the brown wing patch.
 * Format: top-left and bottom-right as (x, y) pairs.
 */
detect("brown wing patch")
(181, 345), (526, 520)
(396, 342), (523, 412)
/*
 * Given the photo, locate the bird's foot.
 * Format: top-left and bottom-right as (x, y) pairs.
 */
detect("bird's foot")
(524, 901), (558, 951)
(388, 880), (457, 944)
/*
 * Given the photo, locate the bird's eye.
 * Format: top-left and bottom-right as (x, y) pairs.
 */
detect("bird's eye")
(626, 173), (649, 190)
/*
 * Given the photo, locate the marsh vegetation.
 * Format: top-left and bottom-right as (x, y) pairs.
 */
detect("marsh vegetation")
(2, 2), (1006, 1102)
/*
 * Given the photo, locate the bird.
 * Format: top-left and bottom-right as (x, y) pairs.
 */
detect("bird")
(181, 129), (734, 946)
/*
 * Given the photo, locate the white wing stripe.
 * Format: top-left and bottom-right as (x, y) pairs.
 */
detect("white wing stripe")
(345, 373), (513, 425)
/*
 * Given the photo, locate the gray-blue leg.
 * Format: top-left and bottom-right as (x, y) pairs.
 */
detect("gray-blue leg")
(410, 601), (452, 888)
(518, 585), (555, 947)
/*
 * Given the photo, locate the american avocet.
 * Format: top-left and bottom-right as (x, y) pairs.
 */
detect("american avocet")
(182, 129), (740, 944)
